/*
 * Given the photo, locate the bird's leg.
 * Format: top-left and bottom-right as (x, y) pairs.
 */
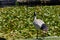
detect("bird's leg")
(36, 30), (38, 39)
(41, 32), (46, 39)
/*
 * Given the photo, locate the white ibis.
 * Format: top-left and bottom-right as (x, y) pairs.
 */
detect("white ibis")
(33, 12), (48, 39)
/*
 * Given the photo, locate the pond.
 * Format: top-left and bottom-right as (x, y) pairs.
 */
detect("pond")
(0, 0), (16, 7)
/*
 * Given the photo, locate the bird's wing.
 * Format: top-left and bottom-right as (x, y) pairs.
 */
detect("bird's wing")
(33, 19), (45, 29)
(34, 19), (44, 26)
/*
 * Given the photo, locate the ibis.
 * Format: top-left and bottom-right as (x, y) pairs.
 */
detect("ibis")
(33, 12), (48, 39)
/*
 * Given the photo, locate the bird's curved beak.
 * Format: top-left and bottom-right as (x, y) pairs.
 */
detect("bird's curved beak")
(34, 12), (36, 16)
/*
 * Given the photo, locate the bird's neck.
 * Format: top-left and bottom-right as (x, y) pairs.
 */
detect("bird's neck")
(34, 16), (36, 20)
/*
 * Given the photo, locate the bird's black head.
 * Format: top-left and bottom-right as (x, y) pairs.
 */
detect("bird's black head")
(34, 12), (36, 16)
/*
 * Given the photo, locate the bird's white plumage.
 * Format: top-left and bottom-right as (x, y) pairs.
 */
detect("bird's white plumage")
(33, 19), (45, 30)
(33, 12), (48, 39)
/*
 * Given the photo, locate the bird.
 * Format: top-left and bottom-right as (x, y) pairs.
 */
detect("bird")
(33, 12), (48, 39)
